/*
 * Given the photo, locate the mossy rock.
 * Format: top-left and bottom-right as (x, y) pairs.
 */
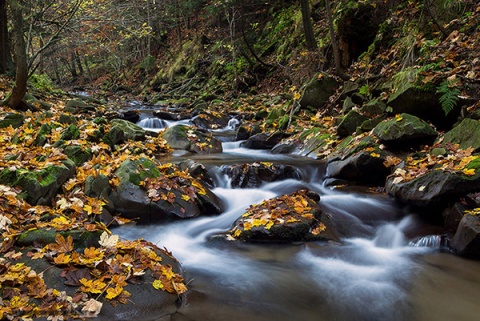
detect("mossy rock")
(162, 125), (222, 154)
(115, 157), (161, 186)
(0, 112), (25, 128)
(64, 145), (92, 166)
(373, 113), (437, 148)
(64, 99), (95, 114)
(0, 159), (76, 205)
(442, 118), (480, 152)
(299, 73), (339, 110)
(337, 110), (369, 137)
(16, 228), (102, 249)
(58, 114), (77, 125)
(110, 119), (146, 141)
(361, 99), (386, 117)
(102, 126), (125, 148)
(34, 123), (53, 146)
(60, 124), (80, 141)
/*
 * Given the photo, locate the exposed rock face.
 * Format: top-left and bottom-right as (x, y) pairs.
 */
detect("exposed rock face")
(450, 214), (480, 258)
(106, 158), (223, 222)
(222, 162), (301, 188)
(192, 111), (229, 130)
(162, 125), (223, 154)
(228, 190), (338, 242)
(373, 113), (438, 148)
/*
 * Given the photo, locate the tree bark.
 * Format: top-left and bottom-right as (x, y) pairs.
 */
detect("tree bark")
(300, 0), (317, 50)
(3, 0), (28, 110)
(0, 0), (13, 74)
(325, 0), (350, 80)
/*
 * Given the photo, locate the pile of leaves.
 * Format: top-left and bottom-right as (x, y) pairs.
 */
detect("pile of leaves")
(388, 144), (479, 185)
(228, 190), (327, 240)
(0, 92), (190, 319)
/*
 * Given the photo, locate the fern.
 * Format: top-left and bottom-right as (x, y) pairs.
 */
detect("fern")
(437, 80), (460, 115)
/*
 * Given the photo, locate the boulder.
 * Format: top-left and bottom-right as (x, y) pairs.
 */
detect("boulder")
(228, 190), (338, 242)
(64, 145), (92, 166)
(178, 160), (214, 188)
(442, 118), (480, 152)
(450, 214), (480, 258)
(110, 119), (146, 141)
(64, 99), (96, 114)
(0, 112), (24, 128)
(387, 85), (459, 128)
(192, 111), (229, 130)
(386, 169), (480, 211)
(326, 151), (390, 186)
(222, 162), (301, 188)
(0, 159), (76, 205)
(240, 132), (283, 150)
(373, 113), (437, 148)
(162, 125), (223, 154)
(108, 158), (222, 222)
(337, 110), (369, 137)
(299, 74), (339, 110)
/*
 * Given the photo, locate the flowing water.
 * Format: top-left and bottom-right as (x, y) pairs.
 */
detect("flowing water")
(114, 112), (480, 321)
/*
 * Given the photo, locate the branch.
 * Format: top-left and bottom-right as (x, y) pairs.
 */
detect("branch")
(27, 0), (84, 70)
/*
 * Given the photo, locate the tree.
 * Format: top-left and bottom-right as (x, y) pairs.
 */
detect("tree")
(300, 0), (317, 50)
(325, 0), (349, 80)
(2, 0), (28, 110)
(0, 0), (13, 74)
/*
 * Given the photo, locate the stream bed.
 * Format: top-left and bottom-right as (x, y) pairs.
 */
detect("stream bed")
(115, 110), (480, 321)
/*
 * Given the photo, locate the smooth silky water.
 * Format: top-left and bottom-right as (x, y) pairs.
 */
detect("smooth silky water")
(114, 115), (480, 321)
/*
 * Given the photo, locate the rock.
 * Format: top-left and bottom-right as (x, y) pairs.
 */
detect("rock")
(337, 110), (369, 137)
(222, 162), (301, 188)
(58, 114), (77, 125)
(60, 124), (81, 141)
(443, 202), (467, 234)
(271, 139), (301, 154)
(228, 190), (338, 242)
(110, 119), (146, 141)
(240, 132), (283, 150)
(386, 169), (480, 211)
(102, 125), (125, 148)
(162, 125), (222, 154)
(361, 99), (386, 117)
(115, 110), (140, 123)
(326, 151), (390, 186)
(442, 118), (480, 152)
(64, 145), (92, 166)
(34, 123), (52, 146)
(0, 112), (24, 128)
(178, 160), (214, 188)
(387, 85), (459, 129)
(341, 96), (357, 113)
(64, 99), (96, 114)
(450, 215), (480, 258)
(0, 159), (76, 205)
(108, 158), (222, 222)
(192, 111), (229, 130)
(154, 110), (181, 120)
(299, 73), (339, 110)
(373, 113), (437, 148)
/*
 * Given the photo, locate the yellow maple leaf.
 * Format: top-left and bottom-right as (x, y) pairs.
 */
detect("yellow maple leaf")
(463, 168), (476, 176)
(152, 279), (164, 290)
(106, 285), (123, 300)
(370, 152), (381, 158)
(53, 253), (71, 265)
(79, 278), (107, 294)
(265, 220), (274, 229)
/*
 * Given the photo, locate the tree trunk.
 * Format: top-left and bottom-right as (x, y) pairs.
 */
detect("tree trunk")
(300, 0), (317, 50)
(0, 0), (13, 74)
(325, 0), (350, 80)
(3, 0), (28, 110)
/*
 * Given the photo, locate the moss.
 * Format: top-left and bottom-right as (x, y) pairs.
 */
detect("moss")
(116, 157), (161, 186)
(64, 146), (92, 166)
(60, 124), (80, 141)
(34, 123), (52, 146)
(16, 228), (103, 249)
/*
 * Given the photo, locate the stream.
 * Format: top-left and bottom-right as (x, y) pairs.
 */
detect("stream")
(115, 107), (480, 321)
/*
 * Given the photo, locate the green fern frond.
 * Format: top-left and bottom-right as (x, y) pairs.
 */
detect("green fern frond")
(437, 80), (460, 115)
